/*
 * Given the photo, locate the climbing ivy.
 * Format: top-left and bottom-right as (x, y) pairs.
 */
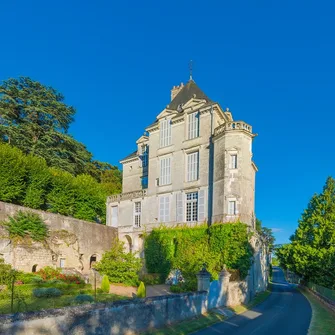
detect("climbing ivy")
(144, 223), (253, 285)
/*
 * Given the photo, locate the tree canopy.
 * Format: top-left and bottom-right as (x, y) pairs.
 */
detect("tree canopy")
(0, 76), (121, 184)
(276, 177), (335, 289)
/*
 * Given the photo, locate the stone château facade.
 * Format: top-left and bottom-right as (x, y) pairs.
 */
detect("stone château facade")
(107, 79), (257, 253)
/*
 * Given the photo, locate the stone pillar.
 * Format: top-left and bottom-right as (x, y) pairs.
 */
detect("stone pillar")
(196, 264), (211, 292)
(218, 267), (231, 306)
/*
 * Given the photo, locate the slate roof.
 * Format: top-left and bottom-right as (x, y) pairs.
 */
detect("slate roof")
(120, 150), (137, 162)
(167, 80), (211, 110)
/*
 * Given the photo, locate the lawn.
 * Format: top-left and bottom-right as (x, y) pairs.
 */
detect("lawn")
(299, 288), (335, 335)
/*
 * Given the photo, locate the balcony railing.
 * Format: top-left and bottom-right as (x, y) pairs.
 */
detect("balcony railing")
(214, 121), (252, 137)
(108, 189), (147, 202)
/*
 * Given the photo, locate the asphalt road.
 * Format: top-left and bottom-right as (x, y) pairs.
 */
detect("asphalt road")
(193, 267), (312, 335)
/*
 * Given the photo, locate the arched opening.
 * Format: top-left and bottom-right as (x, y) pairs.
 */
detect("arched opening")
(90, 254), (97, 269)
(125, 235), (133, 253)
(32, 264), (38, 273)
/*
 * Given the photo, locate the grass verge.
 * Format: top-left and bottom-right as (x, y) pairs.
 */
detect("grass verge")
(141, 312), (225, 335)
(299, 288), (335, 335)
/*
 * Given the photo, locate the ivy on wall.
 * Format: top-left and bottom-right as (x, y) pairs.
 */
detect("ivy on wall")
(144, 223), (253, 284)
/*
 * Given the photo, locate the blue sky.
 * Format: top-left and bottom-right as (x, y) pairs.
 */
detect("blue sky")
(1, 1), (334, 244)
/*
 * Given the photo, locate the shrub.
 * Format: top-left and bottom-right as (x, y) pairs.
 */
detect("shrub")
(33, 287), (62, 298)
(37, 267), (84, 284)
(1, 211), (49, 241)
(96, 240), (142, 287)
(74, 294), (94, 303)
(37, 267), (61, 281)
(0, 258), (12, 285)
(139, 273), (162, 285)
(16, 272), (43, 284)
(137, 281), (146, 298)
(101, 275), (110, 293)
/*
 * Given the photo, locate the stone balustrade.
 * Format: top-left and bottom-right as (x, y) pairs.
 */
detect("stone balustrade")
(108, 189), (147, 203)
(214, 121), (252, 137)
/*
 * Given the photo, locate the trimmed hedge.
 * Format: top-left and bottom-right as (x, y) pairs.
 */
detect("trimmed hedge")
(33, 287), (62, 298)
(144, 223), (253, 287)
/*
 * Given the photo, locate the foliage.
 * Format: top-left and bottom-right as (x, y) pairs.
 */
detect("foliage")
(0, 258), (12, 285)
(271, 257), (279, 266)
(36, 266), (84, 284)
(255, 219), (275, 252)
(1, 211), (48, 241)
(276, 177), (335, 289)
(96, 240), (142, 287)
(15, 272), (43, 284)
(137, 281), (146, 298)
(144, 223), (253, 284)
(170, 280), (197, 293)
(32, 287), (62, 298)
(139, 273), (163, 285)
(74, 294), (94, 303)
(101, 275), (110, 293)
(0, 143), (113, 223)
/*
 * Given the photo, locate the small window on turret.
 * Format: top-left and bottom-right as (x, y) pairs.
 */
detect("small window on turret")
(230, 154), (237, 169)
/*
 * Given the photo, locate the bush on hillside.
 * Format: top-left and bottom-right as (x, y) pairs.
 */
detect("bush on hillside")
(0, 258), (12, 285)
(1, 211), (48, 242)
(96, 240), (142, 287)
(136, 281), (146, 298)
(74, 294), (94, 303)
(33, 287), (62, 298)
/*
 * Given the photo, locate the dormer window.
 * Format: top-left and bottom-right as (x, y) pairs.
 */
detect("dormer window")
(160, 119), (172, 147)
(188, 112), (199, 139)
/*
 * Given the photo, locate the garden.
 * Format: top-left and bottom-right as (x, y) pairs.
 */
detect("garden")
(0, 262), (126, 314)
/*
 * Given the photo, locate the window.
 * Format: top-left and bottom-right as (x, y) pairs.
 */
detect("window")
(228, 200), (236, 215)
(188, 112), (199, 139)
(141, 145), (149, 168)
(60, 258), (65, 268)
(111, 206), (118, 227)
(134, 202), (141, 227)
(141, 176), (148, 189)
(160, 156), (171, 185)
(160, 119), (172, 147)
(159, 196), (170, 222)
(230, 154), (237, 169)
(186, 192), (198, 222)
(187, 151), (199, 182)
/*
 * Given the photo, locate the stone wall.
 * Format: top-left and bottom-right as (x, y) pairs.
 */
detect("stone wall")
(0, 292), (208, 335)
(0, 201), (117, 274)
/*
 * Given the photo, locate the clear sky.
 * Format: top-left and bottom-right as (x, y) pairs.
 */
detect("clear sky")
(1, 1), (334, 244)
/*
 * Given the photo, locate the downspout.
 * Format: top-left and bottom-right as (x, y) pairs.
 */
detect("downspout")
(207, 105), (214, 226)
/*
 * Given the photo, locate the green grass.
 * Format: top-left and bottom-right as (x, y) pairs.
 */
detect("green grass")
(299, 288), (335, 335)
(142, 312), (225, 335)
(0, 293), (126, 314)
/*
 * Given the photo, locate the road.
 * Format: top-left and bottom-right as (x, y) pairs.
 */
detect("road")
(193, 267), (312, 335)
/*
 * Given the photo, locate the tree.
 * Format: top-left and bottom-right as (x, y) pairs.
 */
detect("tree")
(255, 219), (275, 252)
(96, 240), (142, 286)
(276, 177), (335, 288)
(101, 275), (110, 293)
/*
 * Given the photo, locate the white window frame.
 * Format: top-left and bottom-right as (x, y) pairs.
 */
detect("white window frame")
(160, 156), (171, 185)
(187, 151), (199, 182)
(188, 112), (199, 139)
(134, 202), (141, 227)
(60, 258), (66, 268)
(186, 192), (198, 222)
(160, 119), (172, 148)
(159, 195), (170, 223)
(230, 154), (237, 169)
(228, 200), (237, 215)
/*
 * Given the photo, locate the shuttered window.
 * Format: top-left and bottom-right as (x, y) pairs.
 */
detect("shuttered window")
(176, 193), (184, 222)
(159, 196), (170, 222)
(160, 157), (171, 185)
(160, 119), (172, 147)
(187, 152), (199, 182)
(198, 190), (205, 222)
(188, 112), (199, 139)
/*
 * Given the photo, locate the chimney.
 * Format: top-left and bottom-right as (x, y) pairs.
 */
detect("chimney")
(171, 82), (184, 101)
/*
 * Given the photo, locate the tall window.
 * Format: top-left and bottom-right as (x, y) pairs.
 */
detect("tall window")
(159, 196), (170, 222)
(134, 202), (141, 227)
(141, 145), (149, 168)
(160, 157), (171, 185)
(187, 151), (199, 182)
(111, 206), (118, 227)
(160, 119), (172, 147)
(228, 200), (236, 215)
(188, 112), (199, 139)
(141, 176), (148, 189)
(230, 154), (237, 169)
(186, 192), (198, 222)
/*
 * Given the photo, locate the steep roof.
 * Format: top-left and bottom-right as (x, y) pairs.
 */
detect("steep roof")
(120, 151), (137, 162)
(167, 80), (211, 110)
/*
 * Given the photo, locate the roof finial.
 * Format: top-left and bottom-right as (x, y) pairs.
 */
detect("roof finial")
(189, 60), (193, 81)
